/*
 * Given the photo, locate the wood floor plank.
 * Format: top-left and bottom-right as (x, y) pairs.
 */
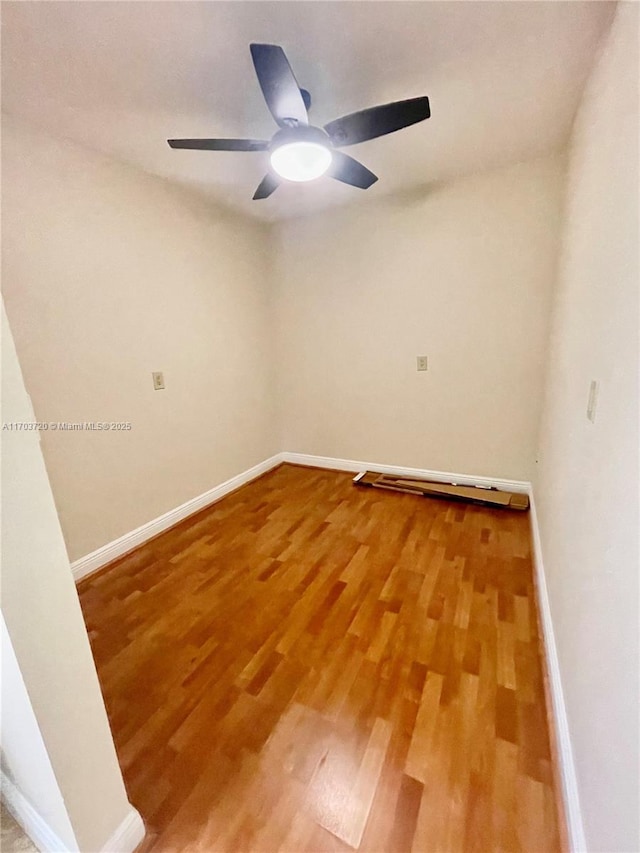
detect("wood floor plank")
(77, 463), (563, 852)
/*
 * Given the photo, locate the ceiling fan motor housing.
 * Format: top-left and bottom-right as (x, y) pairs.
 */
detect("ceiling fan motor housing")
(269, 124), (332, 152)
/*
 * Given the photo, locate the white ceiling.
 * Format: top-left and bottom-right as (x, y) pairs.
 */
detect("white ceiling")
(2, 1), (615, 222)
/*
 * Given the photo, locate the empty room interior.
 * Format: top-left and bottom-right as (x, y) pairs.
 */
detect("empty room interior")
(1, 2), (638, 852)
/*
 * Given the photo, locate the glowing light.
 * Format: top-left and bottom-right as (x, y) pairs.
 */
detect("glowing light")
(270, 142), (332, 182)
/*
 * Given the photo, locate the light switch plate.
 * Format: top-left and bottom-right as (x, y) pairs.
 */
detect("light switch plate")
(152, 371), (165, 391)
(417, 356), (428, 372)
(587, 379), (598, 422)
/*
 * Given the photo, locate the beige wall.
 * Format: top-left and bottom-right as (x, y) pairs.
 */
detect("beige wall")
(1, 301), (140, 851)
(534, 4), (639, 850)
(2, 117), (277, 561)
(274, 157), (564, 481)
(1, 120), (565, 561)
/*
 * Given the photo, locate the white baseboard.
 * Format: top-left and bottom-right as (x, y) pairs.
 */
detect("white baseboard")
(71, 453), (284, 582)
(71, 451), (531, 582)
(281, 451), (531, 493)
(1, 770), (144, 853)
(528, 490), (585, 852)
(100, 806), (145, 853)
(1, 769), (76, 852)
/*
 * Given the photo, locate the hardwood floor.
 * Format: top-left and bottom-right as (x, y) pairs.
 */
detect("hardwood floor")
(78, 463), (562, 852)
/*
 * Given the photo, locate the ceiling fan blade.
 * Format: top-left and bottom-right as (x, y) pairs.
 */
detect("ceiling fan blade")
(253, 173), (280, 200)
(168, 139), (269, 151)
(324, 96), (430, 147)
(249, 43), (308, 128)
(328, 151), (378, 189)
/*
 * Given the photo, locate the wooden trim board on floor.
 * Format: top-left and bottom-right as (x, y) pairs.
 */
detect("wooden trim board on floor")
(353, 470), (530, 510)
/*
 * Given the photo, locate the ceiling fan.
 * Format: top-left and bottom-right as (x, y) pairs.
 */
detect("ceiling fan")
(168, 43), (431, 200)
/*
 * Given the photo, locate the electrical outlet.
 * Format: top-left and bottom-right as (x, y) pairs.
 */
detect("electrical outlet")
(587, 380), (598, 422)
(416, 356), (428, 372)
(152, 371), (165, 391)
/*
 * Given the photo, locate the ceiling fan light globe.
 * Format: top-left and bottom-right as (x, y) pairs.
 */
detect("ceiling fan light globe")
(270, 142), (332, 182)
